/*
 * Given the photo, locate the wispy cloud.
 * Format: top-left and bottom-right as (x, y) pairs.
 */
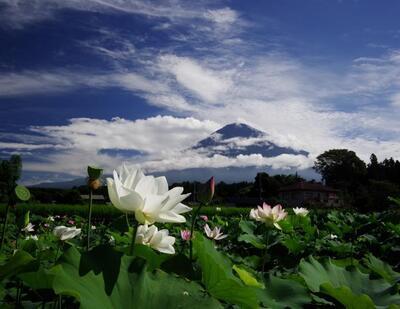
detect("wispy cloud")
(0, 0), (242, 29)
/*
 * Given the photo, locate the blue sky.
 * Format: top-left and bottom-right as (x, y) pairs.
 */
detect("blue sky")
(1, 0), (400, 184)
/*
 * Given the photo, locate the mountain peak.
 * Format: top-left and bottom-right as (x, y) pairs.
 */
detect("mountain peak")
(213, 122), (264, 139)
(192, 122), (308, 158)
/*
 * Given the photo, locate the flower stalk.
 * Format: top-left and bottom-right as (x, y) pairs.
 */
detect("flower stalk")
(86, 165), (103, 252)
(189, 204), (203, 261)
(189, 177), (215, 261)
(0, 202), (11, 252)
(262, 229), (270, 273)
(129, 221), (139, 256)
(86, 189), (93, 252)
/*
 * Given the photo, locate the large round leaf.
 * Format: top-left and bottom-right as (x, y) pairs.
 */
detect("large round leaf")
(258, 276), (311, 309)
(51, 245), (221, 309)
(193, 232), (259, 309)
(299, 256), (400, 308)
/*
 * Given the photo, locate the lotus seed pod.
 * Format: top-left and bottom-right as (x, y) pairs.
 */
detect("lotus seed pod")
(87, 165), (103, 180)
(88, 178), (101, 190)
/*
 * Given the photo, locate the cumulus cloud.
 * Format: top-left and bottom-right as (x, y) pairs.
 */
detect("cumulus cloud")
(29, 116), (219, 155)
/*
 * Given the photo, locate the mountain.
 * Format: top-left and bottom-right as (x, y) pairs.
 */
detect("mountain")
(192, 122), (308, 157)
(30, 177), (87, 189)
(31, 123), (316, 188)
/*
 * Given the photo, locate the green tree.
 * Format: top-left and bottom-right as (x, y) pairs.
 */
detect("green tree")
(314, 149), (367, 191)
(0, 155), (22, 202)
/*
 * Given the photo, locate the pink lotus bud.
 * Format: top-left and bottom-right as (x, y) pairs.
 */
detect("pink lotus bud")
(180, 229), (192, 241)
(44, 223), (50, 228)
(197, 176), (215, 205)
(68, 220), (75, 225)
(200, 215), (208, 222)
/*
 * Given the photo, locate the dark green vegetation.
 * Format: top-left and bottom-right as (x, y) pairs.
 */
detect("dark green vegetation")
(1, 207), (400, 307)
(20, 149), (400, 212)
(315, 150), (400, 210)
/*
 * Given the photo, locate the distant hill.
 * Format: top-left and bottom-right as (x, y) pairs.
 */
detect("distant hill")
(30, 177), (87, 189)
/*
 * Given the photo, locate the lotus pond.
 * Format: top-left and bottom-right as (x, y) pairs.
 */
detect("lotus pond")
(1, 165), (400, 308)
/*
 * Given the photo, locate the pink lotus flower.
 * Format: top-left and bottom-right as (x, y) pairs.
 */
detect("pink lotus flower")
(180, 229), (192, 241)
(250, 203), (287, 230)
(204, 224), (227, 240)
(200, 215), (208, 222)
(44, 223), (50, 228)
(68, 220), (75, 225)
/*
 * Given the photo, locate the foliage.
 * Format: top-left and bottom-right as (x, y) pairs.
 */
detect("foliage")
(1, 202), (400, 307)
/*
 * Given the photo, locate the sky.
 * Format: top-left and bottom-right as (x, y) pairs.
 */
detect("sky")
(1, 0), (400, 185)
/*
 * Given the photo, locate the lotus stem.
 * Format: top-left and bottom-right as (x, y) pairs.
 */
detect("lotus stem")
(0, 202), (11, 252)
(86, 189), (93, 252)
(262, 229), (270, 273)
(54, 241), (63, 264)
(189, 203), (204, 261)
(129, 221), (138, 256)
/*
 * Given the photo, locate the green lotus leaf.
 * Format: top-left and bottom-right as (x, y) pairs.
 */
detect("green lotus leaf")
(15, 185), (30, 201)
(363, 254), (400, 284)
(258, 276), (311, 309)
(51, 245), (222, 309)
(0, 250), (37, 280)
(193, 232), (259, 309)
(299, 256), (400, 308)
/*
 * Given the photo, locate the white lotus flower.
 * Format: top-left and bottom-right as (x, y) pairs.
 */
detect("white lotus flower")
(250, 203), (287, 230)
(107, 164), (191, 224)
(204, 224), (228, 240)
(22, 222), (35, 233)
(293, 207), (309, 217)
(25, 235), (38, 241)
(135, 224), (175, 254)
(53, 226), (81, 241)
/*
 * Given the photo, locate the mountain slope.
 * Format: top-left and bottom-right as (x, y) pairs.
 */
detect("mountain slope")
(192, 122), (308, 158)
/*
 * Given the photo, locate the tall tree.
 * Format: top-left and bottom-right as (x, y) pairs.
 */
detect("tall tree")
(314, 149), (367, 190)
(367, 153), (381, 180)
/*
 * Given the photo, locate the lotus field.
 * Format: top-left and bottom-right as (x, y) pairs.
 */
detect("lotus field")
(2, 164), (400, 308)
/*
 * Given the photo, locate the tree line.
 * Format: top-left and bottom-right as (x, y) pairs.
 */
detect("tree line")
(1, 149), (400, 210)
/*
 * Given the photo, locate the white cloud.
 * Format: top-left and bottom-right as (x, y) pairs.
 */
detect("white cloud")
(30, 115), (219, 155)
(158, 55), (232, 102)
(204, 8), (238, 25)
(142, 153), (312, 172)
(390, 93), (400, 107)
(0, 0), (240, 29)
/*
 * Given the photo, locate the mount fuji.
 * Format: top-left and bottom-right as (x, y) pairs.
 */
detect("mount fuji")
(191, 122), (308, 158)
(31, 123), (317, 188)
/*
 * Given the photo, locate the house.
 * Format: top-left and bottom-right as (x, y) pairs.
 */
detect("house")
(278, 182), (340, 207)
(80, 194), (107, 204)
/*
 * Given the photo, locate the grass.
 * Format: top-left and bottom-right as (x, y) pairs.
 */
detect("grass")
(0, 203), (251, 219)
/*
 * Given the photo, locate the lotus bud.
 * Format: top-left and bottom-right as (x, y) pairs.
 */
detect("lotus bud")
(180, 229), (192, 241)
(87, 165), (103, 190)
(197, 176), (215, 205)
